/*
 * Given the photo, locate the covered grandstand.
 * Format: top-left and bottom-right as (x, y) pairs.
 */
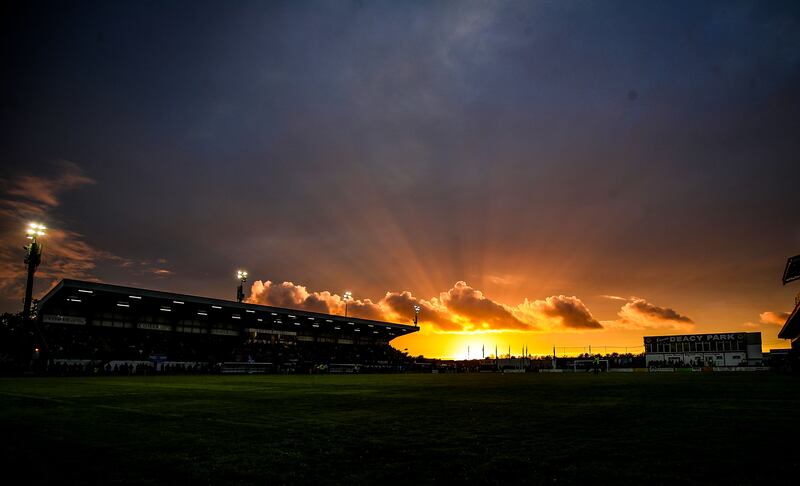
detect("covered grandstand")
(34, 279), (419, 374)
(777, 300), (800, 372)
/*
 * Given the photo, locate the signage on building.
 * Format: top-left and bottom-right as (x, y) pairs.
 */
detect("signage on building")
(644, 333), (745, 345)
(43, 315), (86, 325)
(245, 328), (297, 337)
(138, 322), (172, 332)
(210, 328), (239, 336)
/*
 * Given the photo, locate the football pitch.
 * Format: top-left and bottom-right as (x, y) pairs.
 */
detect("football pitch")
(1, 373), (798, 485)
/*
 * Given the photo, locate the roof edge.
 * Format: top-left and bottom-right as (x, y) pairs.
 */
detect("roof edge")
(778, 300), (800, 339)
(44, 278), (419, 330)
(37, 279), (67, 309)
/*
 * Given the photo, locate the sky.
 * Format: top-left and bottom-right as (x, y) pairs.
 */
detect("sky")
(1, 0), (799, 358)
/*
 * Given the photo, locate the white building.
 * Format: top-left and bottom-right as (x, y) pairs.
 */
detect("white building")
(644, 332), (762, 367)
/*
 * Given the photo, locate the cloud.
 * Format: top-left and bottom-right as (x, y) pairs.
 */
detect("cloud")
(0, 162), (165, 306)
(0, 163), (99, 299)
(515, 295), (602, 330)
(439, 281), (531, 330)
(601, 294), (628, 301)
(614, 297), (694, 330)
(380, 290), (460, 331)
(342, 298), (386, 321)
(246, 283), (692, 337)
(759, 311), (790, 327)
(247, 279), (603, 333)
(246, 280), (493, 331)
(2, 160), (95, 209)
(486, 274), (522, 286)
(247, 280), (339, 314)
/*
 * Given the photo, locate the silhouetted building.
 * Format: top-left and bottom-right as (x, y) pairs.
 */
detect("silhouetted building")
(777, 302), (800, 371)
(643, 332), (762, 367)
(777, 303), (800, 346)
(35, 279), (418, 373)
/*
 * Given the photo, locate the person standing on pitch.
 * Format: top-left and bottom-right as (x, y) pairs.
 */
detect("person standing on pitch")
(593, 355), (600, 375)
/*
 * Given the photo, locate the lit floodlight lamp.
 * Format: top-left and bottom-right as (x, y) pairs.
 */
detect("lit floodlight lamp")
(782, 255), (800, 285)
(26, 222), (46, 239)
(413, 304), (421, 326)
(343, 291), (353, 317)
(236, 269), (248, 303)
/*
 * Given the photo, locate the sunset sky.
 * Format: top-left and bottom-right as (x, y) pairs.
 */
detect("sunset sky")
(1, 0), (799, 358)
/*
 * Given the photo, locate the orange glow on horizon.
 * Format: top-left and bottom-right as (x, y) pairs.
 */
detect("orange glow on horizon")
(242, 277), (791, 360)
(391, 322), (787, 360)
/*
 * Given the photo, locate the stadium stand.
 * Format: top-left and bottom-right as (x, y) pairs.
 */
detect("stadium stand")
(777, 300), (800, 372)
(28, 279), (418, 374)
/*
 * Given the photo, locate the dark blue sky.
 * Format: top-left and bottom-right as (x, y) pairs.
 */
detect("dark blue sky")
(1, 0), (799, 353)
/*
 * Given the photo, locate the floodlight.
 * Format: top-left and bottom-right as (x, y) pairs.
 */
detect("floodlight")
(236, 269), (248, 302)
(783, 255), (800, 285)
(343, 291), (353, 317)
(23, 222), (48, 322)
(26, 222), (46, 239)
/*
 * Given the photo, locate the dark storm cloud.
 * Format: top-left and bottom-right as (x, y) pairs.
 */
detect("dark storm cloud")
(0, 0), (798, 343)
(0, 163), (104, 302)
(0, 162), (172, 309)
(3, 160), (94, 208)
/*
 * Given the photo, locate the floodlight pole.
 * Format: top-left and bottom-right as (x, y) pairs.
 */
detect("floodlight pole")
(236, 270), (248, 303)
(22, 224), (46, 323)
(22, 238), (42, 322)
(343, 291), (352, 317)
(413, 305), (420, 327)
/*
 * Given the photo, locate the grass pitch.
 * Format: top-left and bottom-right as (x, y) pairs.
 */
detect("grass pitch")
(1, 373), (798, 485)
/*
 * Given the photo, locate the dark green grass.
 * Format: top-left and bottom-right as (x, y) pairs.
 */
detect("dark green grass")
(1, 373), (798, 485)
